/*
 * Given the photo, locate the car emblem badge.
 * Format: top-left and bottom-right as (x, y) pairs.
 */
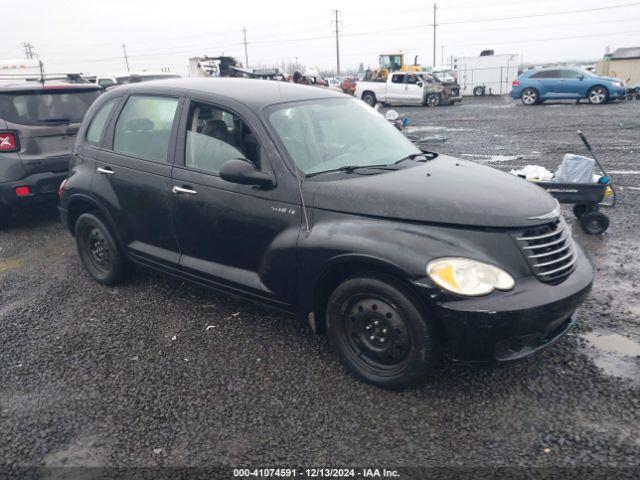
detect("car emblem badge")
(528, 201), (561, 221)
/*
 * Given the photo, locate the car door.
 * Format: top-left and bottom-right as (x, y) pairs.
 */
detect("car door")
(92, 93), (184, 268)
(404, 74), (424, 103)
(170, 96), (300, 306)
(386, 73), (406, 103)
(535, 69), (562, 97)
(558, 70), (586, 97)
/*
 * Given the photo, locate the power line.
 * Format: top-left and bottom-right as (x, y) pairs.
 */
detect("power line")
(332, 10), (341, 75)
(440, 1), (640, 25)
(242, 27), (249, 68)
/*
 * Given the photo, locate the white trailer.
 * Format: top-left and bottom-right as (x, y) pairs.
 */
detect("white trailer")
(452, 53), (520, 96)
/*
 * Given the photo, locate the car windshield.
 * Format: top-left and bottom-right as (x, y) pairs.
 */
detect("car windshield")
(0, 89), (100, 125)
(267, 98), (420, 175)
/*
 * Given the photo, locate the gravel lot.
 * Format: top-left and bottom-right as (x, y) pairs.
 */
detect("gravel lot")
(1, 96), (639, 477)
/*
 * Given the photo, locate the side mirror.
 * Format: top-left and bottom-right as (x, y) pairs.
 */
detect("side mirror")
(578, 75), (585, 80)
(219, 159), (275, 188)
(416, 81), (423, 87)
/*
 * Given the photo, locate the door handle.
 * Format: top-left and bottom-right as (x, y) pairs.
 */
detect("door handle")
(172, 185), (198, 195)
(97, 167), (114, 175)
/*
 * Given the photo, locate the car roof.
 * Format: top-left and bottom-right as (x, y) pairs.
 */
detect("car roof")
(0, 81), (102, 93)
(119, 77), (347, 111)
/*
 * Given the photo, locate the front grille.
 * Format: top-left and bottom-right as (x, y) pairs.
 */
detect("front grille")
(514, 218), (577, 284)
(451, 88), (460, 96)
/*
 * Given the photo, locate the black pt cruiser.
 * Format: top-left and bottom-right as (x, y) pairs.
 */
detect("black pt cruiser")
(59, 79), (593, 389)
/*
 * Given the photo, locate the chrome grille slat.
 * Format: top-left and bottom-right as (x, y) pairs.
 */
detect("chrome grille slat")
(528, 243), (571, 259)
(513, 218), (576, 284)
(532, 248), (574, 268)
(521, 231), (569, 249)
(536, 254), (577, 276)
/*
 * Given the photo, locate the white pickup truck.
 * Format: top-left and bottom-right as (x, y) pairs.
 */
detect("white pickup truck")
(355, 71), (462, 107)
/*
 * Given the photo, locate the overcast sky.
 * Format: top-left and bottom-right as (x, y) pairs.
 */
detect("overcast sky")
(3, 0), (640, 75)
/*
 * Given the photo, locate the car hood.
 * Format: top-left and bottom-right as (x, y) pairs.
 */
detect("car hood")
(598, 76), (622, 83)
(304, 155), (558, 228)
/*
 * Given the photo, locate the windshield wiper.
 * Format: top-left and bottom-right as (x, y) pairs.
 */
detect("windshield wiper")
(395, 153), (431, 164)
(37, 117), (72, 124)
(306, 164), (400, 177)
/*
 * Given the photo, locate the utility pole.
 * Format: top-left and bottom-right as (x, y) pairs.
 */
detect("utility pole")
(432, 3), (437, 68)
(332, 10), (341, 75)
(242, 27), (249, 68)
(122, 43), (130, 72)
(22, 42), (35, 60)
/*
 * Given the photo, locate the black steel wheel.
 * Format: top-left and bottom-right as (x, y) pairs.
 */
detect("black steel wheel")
(361, 91), (377, 107)
(580, 211), (610, 235)
(426, 93), (442, 107)
(326, 275), (438, 389)
(75, 213), (130, 285)
(573, 204), (597, 218)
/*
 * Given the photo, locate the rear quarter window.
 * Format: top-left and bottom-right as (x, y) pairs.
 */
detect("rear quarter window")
(86, 99), (117, 146)
(113, 95), (179, 163)
(0, 89), (100, 125)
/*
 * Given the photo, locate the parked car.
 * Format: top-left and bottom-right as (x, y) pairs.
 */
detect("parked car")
(93, 72), (181, 89)
(0, 81), (102, 225)
(59, 78), (593, 389)
(339, 76), (358, 95)
(511, 67), (626, 105)
(355, 71), (462, 107)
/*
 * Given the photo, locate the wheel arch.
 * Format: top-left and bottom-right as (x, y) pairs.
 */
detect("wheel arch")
(65, 194), (122, 248)
(311, 254), (423, 335)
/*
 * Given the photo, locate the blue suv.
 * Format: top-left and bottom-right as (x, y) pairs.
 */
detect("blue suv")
(511, 67), (625, 105)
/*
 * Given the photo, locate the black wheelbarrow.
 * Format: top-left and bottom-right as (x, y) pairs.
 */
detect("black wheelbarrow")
(533, 131), (616, 235)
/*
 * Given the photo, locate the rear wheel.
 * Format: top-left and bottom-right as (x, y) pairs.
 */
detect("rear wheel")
(361, 91), (377, 107)
(521, 88), (539, 105)
(75, 213), (130, 285)
(326, 275), (438, 389)
(425, 93), (442, 107)
(580, 211), (609, 235)
(473, 86), (485, 96)
(588, 86), (609, 104)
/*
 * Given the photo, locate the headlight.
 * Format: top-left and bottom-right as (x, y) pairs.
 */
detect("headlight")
(612, 81), (623, 87)
(426, 257), (515, 296)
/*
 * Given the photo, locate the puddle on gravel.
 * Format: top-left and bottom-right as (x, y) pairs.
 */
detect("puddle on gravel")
(581, 332), (640, 383)
(0, 257), (23, 273)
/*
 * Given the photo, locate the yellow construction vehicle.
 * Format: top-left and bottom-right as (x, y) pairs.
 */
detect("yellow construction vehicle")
(365, 53), (422, 82)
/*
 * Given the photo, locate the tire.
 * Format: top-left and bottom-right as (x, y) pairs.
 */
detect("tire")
(573, 204), (597, 218)
(587, 86), (609, 105)
(326, 274), (439, 389)
(74, 213), (130, 285)
(361, 91), (377, 107)
(580, 211), (609, 235)
(425, 93), (442, 107)
(473, 86), (485, 97)
(521, 88), (539, 105)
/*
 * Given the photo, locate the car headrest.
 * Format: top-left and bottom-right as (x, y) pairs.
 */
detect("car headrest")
(126, 117), (154, 132)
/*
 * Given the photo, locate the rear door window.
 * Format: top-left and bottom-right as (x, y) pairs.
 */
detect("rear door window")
(113, 95), (179, 163)
(0, 89), (100, 125)
(391, 74), (405, 84)
(86, 99), (117, 146)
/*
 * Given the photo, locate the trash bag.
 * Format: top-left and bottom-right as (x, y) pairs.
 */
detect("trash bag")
(555, 154), (595, 183)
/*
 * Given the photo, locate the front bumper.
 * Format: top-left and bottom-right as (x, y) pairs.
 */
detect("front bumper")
(426, 244), (593, 364)
(0, 171), (67, 212)
(608, 86), (626, 99)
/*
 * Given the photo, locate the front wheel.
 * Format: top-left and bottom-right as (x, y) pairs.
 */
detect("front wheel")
(326, 275), (438, 389)
(425, 93), (442, 107)
(588, 86), (609, 104)
(521, 88), (539, 105)
(75, 213), (131, 285)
